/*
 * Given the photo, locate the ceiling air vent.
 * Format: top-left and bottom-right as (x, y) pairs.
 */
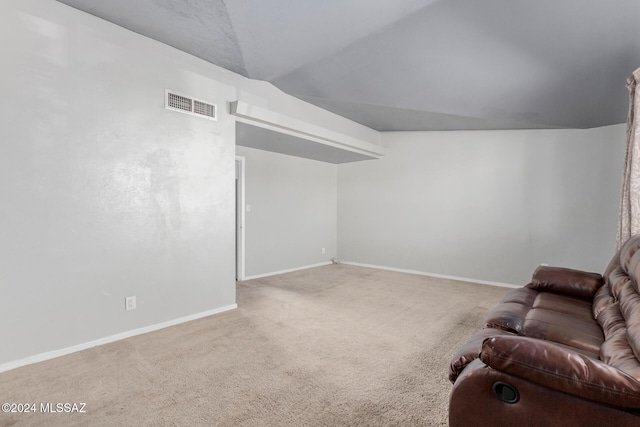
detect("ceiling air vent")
(165, 90), (217, 121)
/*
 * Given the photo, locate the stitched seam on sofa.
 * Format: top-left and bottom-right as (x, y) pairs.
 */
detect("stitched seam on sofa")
(489, 352), (640, 400)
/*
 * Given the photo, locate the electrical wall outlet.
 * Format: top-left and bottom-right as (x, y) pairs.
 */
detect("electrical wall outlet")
(125, 296), (137, 311)
(322, 247), (326, 254)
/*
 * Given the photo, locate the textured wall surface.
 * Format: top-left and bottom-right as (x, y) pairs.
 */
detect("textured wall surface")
(338, 125), (626, 285)
(0, 0), (237, 366)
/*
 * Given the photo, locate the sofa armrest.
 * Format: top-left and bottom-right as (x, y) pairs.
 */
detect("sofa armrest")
(526, 265), (604, 300)
(449, 328), (514, 383)
(480, 335), (640, 408)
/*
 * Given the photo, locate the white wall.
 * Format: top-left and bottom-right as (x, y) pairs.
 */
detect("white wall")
(338, 125), (626, 285)
(0, 0), (371, 368)
(236, 146), (337, 278)
(0, 0), (235, 367)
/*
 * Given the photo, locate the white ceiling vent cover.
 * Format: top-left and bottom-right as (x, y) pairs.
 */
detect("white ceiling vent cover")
(165, 90), (217, 121)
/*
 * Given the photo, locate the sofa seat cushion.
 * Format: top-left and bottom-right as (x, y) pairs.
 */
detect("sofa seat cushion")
(523, 307), (604, 354)
(524, 287), (603, 353)
(481, 286), (604, 353)
(533, 292), (594, 316)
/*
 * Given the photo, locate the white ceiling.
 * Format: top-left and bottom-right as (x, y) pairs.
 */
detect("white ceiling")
(57, 0), (640, 131)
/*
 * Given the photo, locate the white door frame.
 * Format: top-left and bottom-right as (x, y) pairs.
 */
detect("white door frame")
(235, 156), (246, 281)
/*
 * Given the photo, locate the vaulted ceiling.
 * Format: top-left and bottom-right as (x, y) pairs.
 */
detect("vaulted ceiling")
(57, 0), (640, 131)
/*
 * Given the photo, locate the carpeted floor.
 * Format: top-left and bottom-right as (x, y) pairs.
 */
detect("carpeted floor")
(0, 264), (510, 426)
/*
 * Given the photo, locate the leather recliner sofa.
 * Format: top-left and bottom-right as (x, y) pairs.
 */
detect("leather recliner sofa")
(448, 235), (640, 426)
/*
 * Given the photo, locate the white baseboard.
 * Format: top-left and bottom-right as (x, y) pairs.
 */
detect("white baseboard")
(0, 303), (237, 374)
(340, 261), (520, 289)
(242, 261), (333, 281)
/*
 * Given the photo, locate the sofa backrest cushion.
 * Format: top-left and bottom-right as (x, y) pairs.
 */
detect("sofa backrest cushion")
(621, 235), (640, 273)
(593, 282), (614, 320)
(529, 265), (603, 300)
(607, 235), (640, 365)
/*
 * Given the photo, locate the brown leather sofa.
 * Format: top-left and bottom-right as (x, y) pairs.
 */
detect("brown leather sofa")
(448, 235), (640, 426)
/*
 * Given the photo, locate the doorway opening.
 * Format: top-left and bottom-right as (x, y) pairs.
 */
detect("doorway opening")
(235, 156), (245, 281)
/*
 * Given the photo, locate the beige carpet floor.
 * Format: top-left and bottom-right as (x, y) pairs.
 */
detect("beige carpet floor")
(0, 264), (510, 426)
